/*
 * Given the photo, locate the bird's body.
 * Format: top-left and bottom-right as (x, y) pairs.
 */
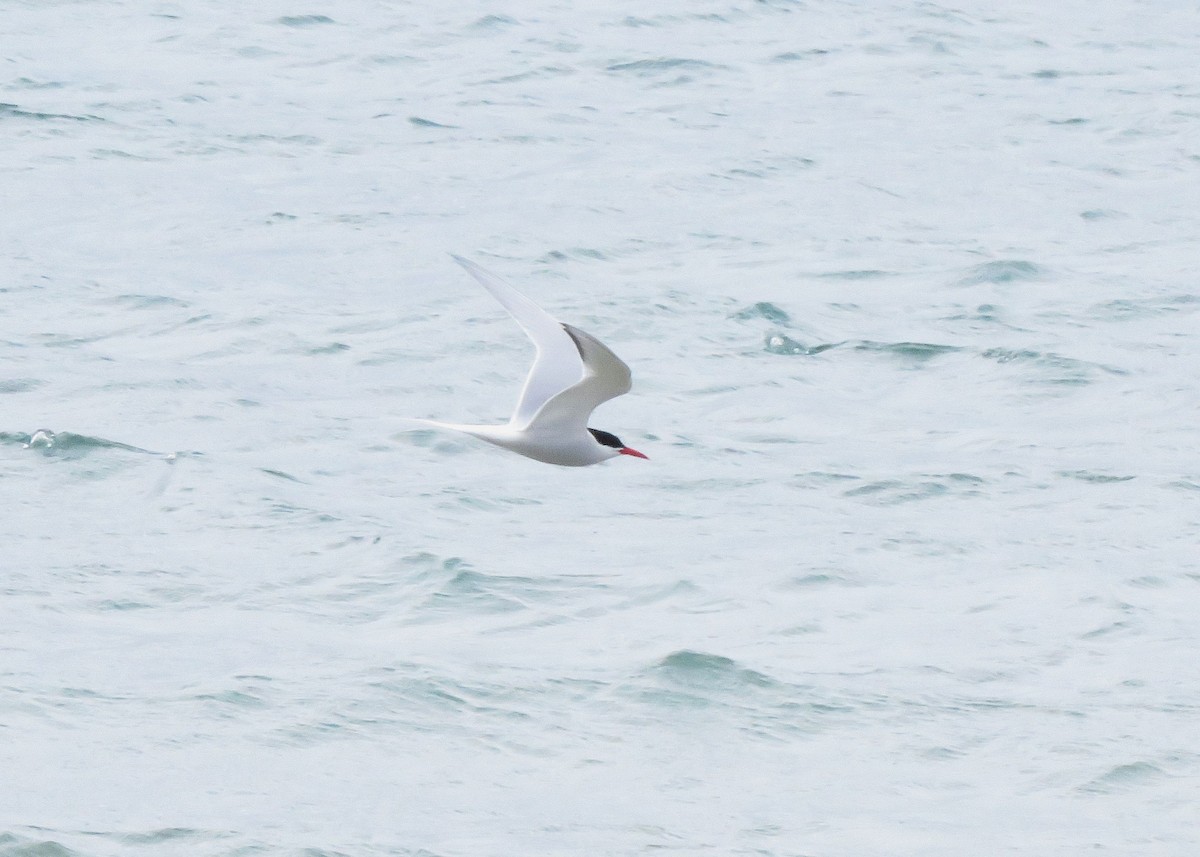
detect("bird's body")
(417, 256), (647, 467)
(419, 421), (616, 467)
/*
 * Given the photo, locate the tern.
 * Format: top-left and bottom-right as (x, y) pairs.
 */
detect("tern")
(417, 256), (648, 467)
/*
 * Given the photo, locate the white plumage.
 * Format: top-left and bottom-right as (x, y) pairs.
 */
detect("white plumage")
(417, 256), (647, 467)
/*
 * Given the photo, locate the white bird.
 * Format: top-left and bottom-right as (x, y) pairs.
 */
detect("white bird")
(417, 255), (648, 467)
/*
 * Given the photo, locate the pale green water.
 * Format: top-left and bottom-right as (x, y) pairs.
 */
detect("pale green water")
(3, 2), (1199, 855)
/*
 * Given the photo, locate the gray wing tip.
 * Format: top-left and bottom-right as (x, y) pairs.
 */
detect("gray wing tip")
(450, 253), (503, 283)
(560, 323), (586, 360)
(561, 323), (633, 391)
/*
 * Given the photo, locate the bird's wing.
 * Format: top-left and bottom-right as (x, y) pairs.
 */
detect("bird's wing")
(524, 323), (632, 435)
(450, 255), (583, 429)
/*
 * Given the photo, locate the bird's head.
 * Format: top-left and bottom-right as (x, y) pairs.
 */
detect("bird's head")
(588, 428), (648, 460)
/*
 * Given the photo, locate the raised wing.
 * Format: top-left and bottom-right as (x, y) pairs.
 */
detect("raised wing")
(524, 323), (632, 435)
(450, 255), (583, 429)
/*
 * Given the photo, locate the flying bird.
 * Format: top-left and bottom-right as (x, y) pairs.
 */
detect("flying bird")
(416, 256), (647, 467)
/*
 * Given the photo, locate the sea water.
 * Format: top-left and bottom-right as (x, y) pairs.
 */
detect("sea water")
(2, 2), (1198, 855)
